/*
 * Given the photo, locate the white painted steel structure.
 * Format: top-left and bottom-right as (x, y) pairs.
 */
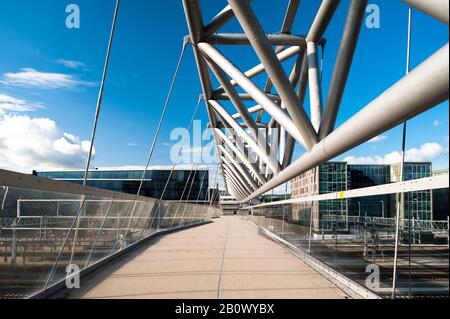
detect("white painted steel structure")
(182, 0), (449, 202)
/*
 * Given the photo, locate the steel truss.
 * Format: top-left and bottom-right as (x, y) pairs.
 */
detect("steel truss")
(182, 0), (449, 201)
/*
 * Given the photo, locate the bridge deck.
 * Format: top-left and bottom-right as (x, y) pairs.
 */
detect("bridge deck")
(67, 217), (349, 299)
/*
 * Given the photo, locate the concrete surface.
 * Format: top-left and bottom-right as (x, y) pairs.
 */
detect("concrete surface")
(67, 217), (349, 299)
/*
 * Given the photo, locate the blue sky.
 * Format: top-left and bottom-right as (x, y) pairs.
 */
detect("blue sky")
(0, 0), (448, 174)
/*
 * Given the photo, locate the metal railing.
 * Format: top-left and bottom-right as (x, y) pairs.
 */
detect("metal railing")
(0, 169), (218, 299)
(320, 215), (449, 232)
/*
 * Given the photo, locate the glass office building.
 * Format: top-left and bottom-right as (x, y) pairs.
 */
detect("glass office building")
(318, 162), (348, 223)
(291, 162), (347, 231)
(347, 164), (396, 218)
(34, 168), (209, 201)
(391, 163), (433, 220)
(291, 162), (434, 231)
(432, 169), (449, 221)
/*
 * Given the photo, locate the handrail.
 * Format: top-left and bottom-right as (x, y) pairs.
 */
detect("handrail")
(1, 169), (163, 203)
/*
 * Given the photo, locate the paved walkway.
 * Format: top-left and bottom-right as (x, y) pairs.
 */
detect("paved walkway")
(68, 217), (348, 299)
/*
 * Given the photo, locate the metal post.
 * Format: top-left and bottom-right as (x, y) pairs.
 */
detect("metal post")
(85, 200), (114, 268)
(69, 0), (120, 272)
(308, 205), (313, 253)
(364, 211), (368, 258)
(393, 5), (413, 300)
(11, 219), (17, 272)
(17, 199), (21, 218)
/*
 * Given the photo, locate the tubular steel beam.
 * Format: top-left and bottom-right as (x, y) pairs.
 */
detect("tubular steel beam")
(204, 5), (235, 36)
(279, 50), (307, 165)
(281, 0), (302, 34)
(282, 49), (310, 169)
(265, 0), (301, 93)
(214, 128), (267, 185)
(183, 0), (231, 202)
(228, 0), (318, 150)
(224, 169), (248, 197)
(199, 43), (308, 147)
(318, 0), (367, 140)
(221, 156), (254, 194)
(227, 177), (246, 200)
(212, 92), (281, 102)
(232, 104), (264, 119)
(401, 0), (449, 25)
(243, 44), (449, 200)
(307, 41), (323, 132)
(207, 57), (278, 167)
(306, 0), (340, 42)
(244, 175), (449, 209)
(214, 42), (327, 94)
(219, 145), (259, 190)
(208, 60), (259, 134)
(202, 33), (307, 46)
(182, 0), (204, 44)
(210, 100), (281, 174)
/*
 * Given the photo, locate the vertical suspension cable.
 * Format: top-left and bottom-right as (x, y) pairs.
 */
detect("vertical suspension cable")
(210, 162), (220, 207)
(191, 167), (209, 224)
(180, 139), (208, 225)
(167, 96), (202, 228)
(83, 0), (120, 187)
(70, 0), (120, 267)
(136, 41), (188, 197)
(46, 0), (120, 287)
(139, 96), (202, 238)
(281, 182), (288, 237)
(121, 41), (188, 239)
(392, 5), (413, 300)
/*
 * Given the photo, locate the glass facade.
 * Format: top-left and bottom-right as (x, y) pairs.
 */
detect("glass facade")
(35, 169), (209, 201)
(402, 163), (432, 220)
(318, 163), (347, 227)
(292, 162), (434, 231)
(391, 163), (433, 220)
(347, 164), (396, 218)
(433, 188), (449, 221)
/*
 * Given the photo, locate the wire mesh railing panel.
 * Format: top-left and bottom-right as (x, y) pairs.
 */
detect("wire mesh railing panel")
(0, 180), (212, 299)
(243, 190), (449, 299)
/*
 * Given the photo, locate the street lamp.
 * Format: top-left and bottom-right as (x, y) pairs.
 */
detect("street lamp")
(414, 198), (420, 244)
(358, 201), (361, 219)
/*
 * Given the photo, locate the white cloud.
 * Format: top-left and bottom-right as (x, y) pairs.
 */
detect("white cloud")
(1, 68), (95, 89)
(0, 93), (44, 112)
(368, 135), (388, 143)
(0, 111), (94, 173)
(433, 120), (442, 127)
(345, 142), (447, 165)
(56, 59), (86, 69)
(126, 142), (138, 147)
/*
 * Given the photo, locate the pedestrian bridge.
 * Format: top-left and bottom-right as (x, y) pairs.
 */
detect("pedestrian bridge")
(65, 217), (348, 299)
(0, 0), (449, 300)
(0, 170), (448, 299)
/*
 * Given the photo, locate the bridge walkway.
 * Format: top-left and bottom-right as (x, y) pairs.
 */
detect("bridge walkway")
(67, 217), (349, 299)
